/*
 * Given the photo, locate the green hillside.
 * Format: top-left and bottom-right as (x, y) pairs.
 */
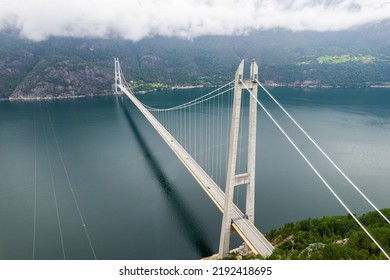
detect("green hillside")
(1, 20), (390, 99)
(225, 209), (390, 260)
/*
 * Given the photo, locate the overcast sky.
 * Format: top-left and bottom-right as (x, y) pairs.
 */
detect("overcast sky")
(0, 0), (389, 41)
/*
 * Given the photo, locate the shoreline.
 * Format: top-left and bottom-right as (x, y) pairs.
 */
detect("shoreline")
(2, 92), (118, 102)
(2, 83), (390, 102)
(262, 82), (390, 88)
(170, 84), (205, 90)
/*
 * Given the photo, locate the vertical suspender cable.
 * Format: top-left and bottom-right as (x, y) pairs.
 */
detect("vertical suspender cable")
(33, 105), (37, 260)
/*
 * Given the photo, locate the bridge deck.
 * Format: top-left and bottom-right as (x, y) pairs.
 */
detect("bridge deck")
(119, 85), (274, 257)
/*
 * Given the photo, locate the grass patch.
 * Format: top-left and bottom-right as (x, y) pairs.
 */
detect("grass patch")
(315, 54), (375, 64)
(316, 55), (351, 64)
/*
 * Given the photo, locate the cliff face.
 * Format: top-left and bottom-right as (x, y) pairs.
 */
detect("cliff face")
(10, 58), (112, 99)
(0, 50), (36, 99)
(0, 34), (116, 99)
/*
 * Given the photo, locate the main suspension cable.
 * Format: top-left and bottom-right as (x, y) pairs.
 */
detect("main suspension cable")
(143, 82), (234, 112)
(241, 80), (389, 260)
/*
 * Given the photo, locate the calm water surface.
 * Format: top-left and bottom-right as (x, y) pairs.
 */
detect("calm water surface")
(0, 87), (389, 259)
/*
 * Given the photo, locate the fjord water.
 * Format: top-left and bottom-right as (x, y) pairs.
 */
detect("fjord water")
(0, 87), (389, 259)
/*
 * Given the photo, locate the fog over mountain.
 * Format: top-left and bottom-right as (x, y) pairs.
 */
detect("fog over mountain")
(1, 1), (389, 99)
(0, 0), (389, 41)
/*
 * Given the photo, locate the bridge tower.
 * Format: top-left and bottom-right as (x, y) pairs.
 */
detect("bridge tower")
(114, 58), (122, 93)
(219, 59), (258, 258)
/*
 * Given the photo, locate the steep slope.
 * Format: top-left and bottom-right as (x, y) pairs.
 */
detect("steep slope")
(1, 20), (389, 99)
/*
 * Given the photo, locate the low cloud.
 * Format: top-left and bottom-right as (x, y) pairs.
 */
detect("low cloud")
(0, 0), (389, 41)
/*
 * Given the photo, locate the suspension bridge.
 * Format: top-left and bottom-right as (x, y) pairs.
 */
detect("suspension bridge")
(114, 58), (390, 259)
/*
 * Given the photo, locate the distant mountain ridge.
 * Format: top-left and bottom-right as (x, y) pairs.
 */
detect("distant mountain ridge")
(1, 20), (389, 99)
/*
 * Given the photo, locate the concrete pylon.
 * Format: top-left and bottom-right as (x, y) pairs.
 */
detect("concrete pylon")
(114, 58), (122, 93)
(218, 59), (258, 258)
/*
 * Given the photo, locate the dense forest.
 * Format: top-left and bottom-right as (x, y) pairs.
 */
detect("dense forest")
(0, 20), (389, 99)
(224, 209), (390, 260)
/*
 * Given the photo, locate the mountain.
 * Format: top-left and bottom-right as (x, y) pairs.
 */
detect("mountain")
(0, 20), (389, 99)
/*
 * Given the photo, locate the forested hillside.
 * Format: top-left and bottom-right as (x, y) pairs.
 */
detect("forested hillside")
(224, 209), (390, 260)
(1, 20), (389, 99)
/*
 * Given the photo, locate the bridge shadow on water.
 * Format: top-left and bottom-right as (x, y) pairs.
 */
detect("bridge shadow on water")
(119, 99), (214, 258)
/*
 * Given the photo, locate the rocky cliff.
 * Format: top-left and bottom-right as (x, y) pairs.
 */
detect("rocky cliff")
(10, 57), (112, 99)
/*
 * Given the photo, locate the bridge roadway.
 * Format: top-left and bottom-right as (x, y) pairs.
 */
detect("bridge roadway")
(119, 85), (274, 257)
